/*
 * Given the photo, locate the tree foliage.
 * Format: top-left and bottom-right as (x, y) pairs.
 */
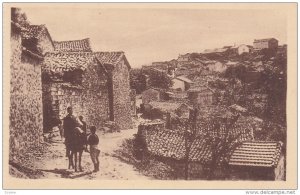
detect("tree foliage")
(222, 64), (248, 82)
(147, 70), (173, 89)
(129, 69), (147, 94)
(129, 68), (173, 93)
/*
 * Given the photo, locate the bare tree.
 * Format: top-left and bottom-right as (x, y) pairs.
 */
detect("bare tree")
(182, 106), (248, 180)
(203, 113), (242, 180)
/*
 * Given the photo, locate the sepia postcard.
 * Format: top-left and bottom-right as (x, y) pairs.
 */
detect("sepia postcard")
(2, 2), (297, 190)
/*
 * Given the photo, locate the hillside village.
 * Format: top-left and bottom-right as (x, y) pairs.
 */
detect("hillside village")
(128, 38), (287, 180)
(9, 7), (287, 181)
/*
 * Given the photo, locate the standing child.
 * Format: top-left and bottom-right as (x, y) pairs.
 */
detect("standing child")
(87, 126), (100, 172)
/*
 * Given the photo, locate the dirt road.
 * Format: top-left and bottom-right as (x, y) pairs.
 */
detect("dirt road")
(33, 128), (150, 180)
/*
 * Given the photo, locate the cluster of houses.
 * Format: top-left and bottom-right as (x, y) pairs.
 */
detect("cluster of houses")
(10, 8), (133, 162)
(137, 38), (285, 180)
(146, 38), (285, 84)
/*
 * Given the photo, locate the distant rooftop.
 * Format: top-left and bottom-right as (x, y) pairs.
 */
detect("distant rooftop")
(253, 38), (278, 43)
(53, 38), (92, 52)
(175, 76), (194, 84)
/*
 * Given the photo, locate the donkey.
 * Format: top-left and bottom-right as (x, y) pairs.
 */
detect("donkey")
(68, 127), (86, 172)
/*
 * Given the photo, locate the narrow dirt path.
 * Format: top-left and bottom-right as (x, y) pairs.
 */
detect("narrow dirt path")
(33, 128), (150, 180)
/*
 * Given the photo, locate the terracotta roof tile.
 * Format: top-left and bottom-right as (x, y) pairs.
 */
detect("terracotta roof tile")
(94, 51), (124, 66)
(144, 129), (212, 163)
(148, 101), (182, 113)
(43, 51), (126, 74)
(143, 127), (279, 167)
(188, 85), (214, 93)
(229, 141), (282, 167)
(175, 76), (194, 84)
(53, 38), (92, 52)
(43, 52), (94, 74)
(21, 25), (45, 39)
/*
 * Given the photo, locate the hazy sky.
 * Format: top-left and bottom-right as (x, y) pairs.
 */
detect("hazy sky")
(21, 6), (287, 68)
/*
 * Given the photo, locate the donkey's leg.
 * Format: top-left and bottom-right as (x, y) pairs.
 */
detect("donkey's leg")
(78, 150), (83, 172)
(74, 152), (78, 172)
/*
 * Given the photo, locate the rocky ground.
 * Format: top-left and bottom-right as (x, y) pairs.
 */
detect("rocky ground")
(10, 124), (151, 180)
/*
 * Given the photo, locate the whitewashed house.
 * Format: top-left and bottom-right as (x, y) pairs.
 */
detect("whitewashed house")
(171, 76), (194, 91)
(231, 44), (250, 55)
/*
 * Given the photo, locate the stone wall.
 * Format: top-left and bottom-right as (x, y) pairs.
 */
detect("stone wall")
(130, 89), (136, 116)
(37, 28), (54, 55)
(42, 83), (85, 132)
(112, 59), (132, 129)
(42, 59), (109, 132)
(10, 31), (43, 161)
(228, 166), (275, 180)
(82, 60), (109, 128)
(158, 157), (206, 179)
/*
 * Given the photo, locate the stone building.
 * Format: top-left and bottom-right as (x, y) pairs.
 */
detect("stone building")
(141, 88), (171, 104)
(203, 60), (226, 72)
(187, 86), (214, 106)
(11, 10), (132, 134)
(253, 38), (278, 50)
(9, 8), (133, 166)
(10, 8), (46, 162)
(228, 141), (284, 181)
(177, 53), (191, 62)
(42, 48), (133, 131)
(230, 44), (250, 55)
(171, 76), (194, 91)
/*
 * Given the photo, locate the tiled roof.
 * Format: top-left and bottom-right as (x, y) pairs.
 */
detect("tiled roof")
(229, 141), (282, 167)
(143, 127), (271, 165)
(21, 25), (45, 39)
(53, 38), (92, 52)
(95, 52), (125, 67)
(254, 38), (278, 43)
(43, 52), (94, 74)
(43, 51), (126, 74)
(188, 85), (214, 93)
(148, 101), (182, 113)
(175, 76), (194, 84)
(144, 129), (213, 163)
